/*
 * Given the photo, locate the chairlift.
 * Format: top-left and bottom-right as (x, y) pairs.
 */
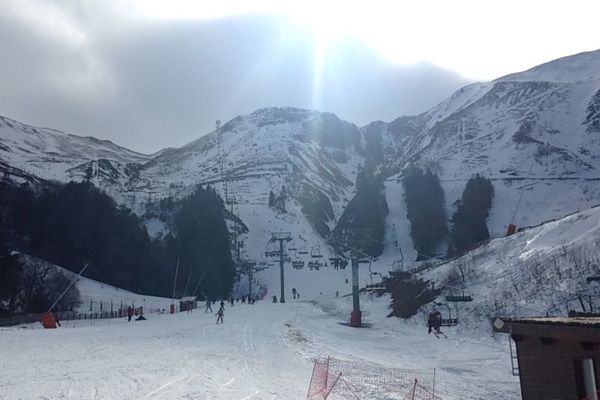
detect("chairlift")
(446, 269), (473, 302)
(446, 291), (473, 303)
(328, 257), (348, 270)
(432, 302), (458, 326)
(264, 241), (278, 258)
(297, 246), (309, 255)
(367, 261), (386, 290)
(311, 245), (323, 259)
(287, 239), (297, 252)
(308, 261), (322, 270)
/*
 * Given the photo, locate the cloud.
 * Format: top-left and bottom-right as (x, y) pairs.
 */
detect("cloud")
(0, 1), (470, 153)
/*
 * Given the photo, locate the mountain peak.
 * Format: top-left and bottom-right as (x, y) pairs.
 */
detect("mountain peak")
(497, 48), (600, 83)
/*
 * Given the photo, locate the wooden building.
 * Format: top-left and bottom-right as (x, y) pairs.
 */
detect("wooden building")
(179, 296), (197, 312)
(494, 317), (600, 400)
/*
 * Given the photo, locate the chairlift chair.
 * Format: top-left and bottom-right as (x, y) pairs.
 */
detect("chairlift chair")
(292, 260), (305, 269)
(287, 239), (297, 253)
(311, 245), (323, 259)
(433, 302), (458, 327)
(297, 246), (309, 255)
(308, 261), (322, 270)
(446, 288), (473, 302)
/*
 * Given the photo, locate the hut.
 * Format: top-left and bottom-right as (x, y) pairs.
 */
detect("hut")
(179, 296), (197, 312)
(494, 317), (600, 400)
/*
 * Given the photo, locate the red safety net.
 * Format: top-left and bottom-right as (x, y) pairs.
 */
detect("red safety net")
(307, 357), (440, 400)
(307, 358), (342, 400)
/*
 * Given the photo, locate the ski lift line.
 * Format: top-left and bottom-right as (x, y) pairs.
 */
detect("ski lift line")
(436, 263), (552, 314)
(438, 278), (548, 315)
(191, 270), (208, 297)
(326, 237), (376, 262)
(438, 278), (547, 315)
(48, 262), (89, 313)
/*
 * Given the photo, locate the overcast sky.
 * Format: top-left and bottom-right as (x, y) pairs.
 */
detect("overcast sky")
(1, 1), (599, 153)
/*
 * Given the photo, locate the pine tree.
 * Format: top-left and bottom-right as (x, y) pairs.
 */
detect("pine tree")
(449, 174), (494, 255)
(173, 186), (234, 299)
(0, 231), (21, 316)
(402, 166), (448, 260)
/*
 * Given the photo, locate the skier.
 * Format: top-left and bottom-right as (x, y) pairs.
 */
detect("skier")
(216, 306), (224, 324)
(292, 288), (297, 299)
(427, 310), (443, 335)
(220, 300), (225, 309)
(205, 300), (213, 313)
(272, 295), (278, 303)
(127, 306), (134, 322)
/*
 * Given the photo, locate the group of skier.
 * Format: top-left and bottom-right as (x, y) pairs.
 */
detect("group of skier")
(203, 296), (262, 324)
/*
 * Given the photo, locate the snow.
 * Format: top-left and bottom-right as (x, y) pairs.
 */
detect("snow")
(73, 273), (174, 314)
(418, 205), (600, 322)
(0, 295), (519, 400)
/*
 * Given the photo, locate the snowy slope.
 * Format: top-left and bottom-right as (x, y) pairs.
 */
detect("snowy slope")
(0, 297), (520, 400)
(417, 205), (600, 327)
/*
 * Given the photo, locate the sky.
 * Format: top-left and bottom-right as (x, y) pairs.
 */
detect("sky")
(0, 0), (599, 154)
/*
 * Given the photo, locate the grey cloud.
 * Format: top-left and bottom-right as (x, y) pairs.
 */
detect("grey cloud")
(0, 2), (470, 153)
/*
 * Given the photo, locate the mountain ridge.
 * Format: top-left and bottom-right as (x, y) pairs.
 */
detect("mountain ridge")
(2, 49), (600, 272)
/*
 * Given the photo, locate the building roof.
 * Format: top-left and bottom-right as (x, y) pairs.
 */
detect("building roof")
(180, 296), (197, 302)
(493, 317), (600, 342)
(501, 317), (600, 328)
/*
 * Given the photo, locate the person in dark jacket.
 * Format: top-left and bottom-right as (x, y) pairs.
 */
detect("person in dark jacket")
(216, 306), (224, 324)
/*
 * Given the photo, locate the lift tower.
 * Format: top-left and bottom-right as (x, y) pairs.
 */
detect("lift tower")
(270, 232), (292, 303)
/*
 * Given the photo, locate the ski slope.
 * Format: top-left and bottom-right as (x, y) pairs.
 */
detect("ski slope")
(0, 294), (519, 400)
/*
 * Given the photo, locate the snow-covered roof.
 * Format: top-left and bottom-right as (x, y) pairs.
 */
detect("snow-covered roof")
(503, 317), (600, 328)
(179, 296), (197, 302)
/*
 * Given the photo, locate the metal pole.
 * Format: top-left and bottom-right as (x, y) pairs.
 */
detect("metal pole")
(248, 265), (253, 302)
(171, 257), (179, 304)
(48, 262), (89, 312)
(279, 239), (285, 303)
(350, 250), (361, 327)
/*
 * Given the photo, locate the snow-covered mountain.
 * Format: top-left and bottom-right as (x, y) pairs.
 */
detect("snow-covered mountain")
(2, 49), (600, 296)
(372, 49), (600, 262)
(0, 115), (151, 183)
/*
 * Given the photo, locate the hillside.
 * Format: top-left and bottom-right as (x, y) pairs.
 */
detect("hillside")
(416, 205), (600, 328)
(374, 49), (600, 262)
